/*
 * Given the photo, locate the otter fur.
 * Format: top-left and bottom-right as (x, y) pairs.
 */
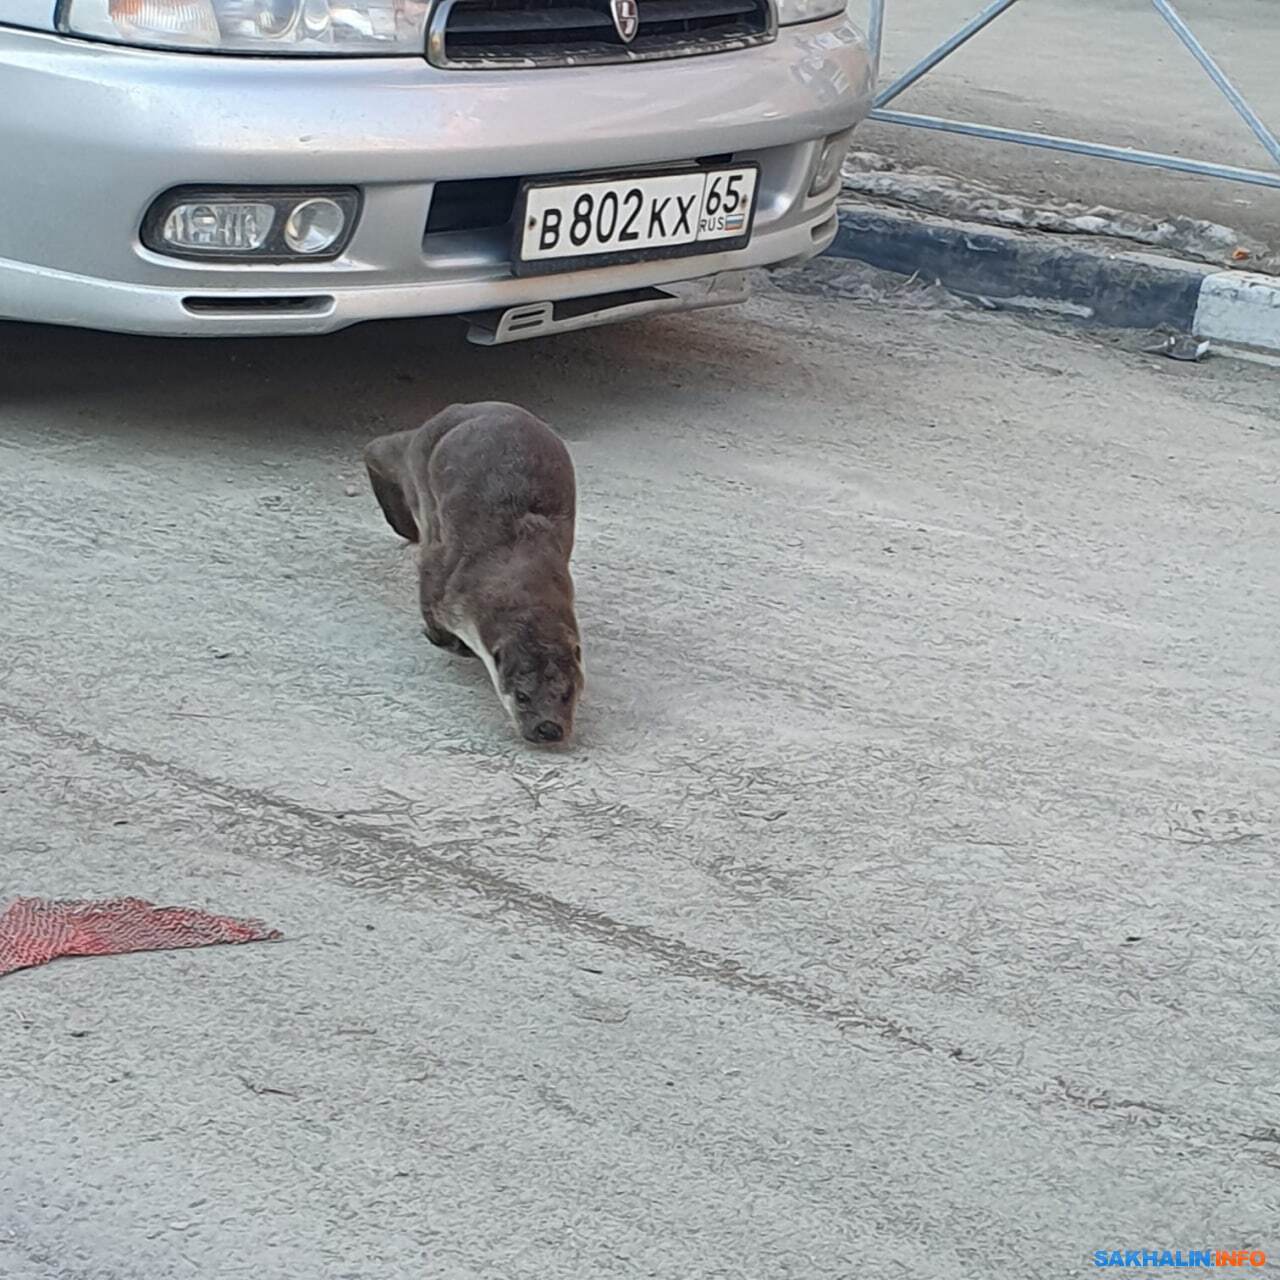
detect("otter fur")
(363, 402), (584, 744)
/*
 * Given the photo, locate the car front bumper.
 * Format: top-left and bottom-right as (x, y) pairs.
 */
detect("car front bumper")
(0, 19), (872, 337)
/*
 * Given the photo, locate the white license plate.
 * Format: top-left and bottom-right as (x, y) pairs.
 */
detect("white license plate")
(515, 165), (759, 274)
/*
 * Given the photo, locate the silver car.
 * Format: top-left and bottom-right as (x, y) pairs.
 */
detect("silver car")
(0, 0), (872, 342)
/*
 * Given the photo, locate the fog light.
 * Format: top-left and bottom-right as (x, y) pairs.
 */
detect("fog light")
(142, 186), (360, 261)
(162, 202), (275, 253)
(809, 131), (853, 197)
(283, 198), (346, 255)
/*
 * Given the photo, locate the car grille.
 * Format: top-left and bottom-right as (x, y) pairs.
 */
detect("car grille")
(426, 0), (777, 68)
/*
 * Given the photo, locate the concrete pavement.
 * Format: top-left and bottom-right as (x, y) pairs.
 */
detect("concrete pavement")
(2, 280), (1279, 1277)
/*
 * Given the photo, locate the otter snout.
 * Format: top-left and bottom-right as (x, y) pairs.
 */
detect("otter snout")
(528, 719), (566, 744)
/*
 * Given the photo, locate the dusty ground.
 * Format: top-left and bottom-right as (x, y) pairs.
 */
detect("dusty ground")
(2, 277), (1279, 1279)
(856, 0), (1280, 246)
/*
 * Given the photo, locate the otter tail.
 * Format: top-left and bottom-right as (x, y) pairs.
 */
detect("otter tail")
(363, 431), (421, 543)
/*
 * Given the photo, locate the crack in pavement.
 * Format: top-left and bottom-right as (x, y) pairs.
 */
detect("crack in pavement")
(2, 702), (938, 1048)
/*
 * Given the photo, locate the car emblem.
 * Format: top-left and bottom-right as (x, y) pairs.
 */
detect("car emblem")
(610, 0), (639, 43)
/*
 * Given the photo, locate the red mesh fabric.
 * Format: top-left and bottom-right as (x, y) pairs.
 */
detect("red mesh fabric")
(0, 896), (281, 978)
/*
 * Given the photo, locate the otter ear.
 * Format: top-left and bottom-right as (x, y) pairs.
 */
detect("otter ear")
(573, 645), (582, 663)
(491, 648), (503, 671)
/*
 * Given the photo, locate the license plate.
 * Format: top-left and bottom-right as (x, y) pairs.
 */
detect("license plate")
(513, 165), (759, 276)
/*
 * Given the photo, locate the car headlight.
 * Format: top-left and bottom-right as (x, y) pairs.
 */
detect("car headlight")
(61, 0), (430, 53)
(776, 0), (846, 25)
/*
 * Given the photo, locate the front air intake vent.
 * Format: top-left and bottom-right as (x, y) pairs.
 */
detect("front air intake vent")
(427, 0), (776, 68)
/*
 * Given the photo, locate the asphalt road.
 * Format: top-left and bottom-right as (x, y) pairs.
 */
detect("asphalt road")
(2, 275), (1279, 1278)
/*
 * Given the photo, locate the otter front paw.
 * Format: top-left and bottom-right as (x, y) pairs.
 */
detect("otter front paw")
(422, 622), (475, 657)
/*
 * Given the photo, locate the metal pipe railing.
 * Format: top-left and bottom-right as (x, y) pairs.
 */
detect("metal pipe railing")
(872, 0), (1022, 110)
(861, 0), (1280, 191)
(1150, 0), (1280, 170)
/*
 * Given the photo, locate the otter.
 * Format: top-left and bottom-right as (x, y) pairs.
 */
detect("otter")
(363, 402), (584, 744)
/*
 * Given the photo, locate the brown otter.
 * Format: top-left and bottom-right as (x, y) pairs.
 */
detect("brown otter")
(363, 402), (584, 744)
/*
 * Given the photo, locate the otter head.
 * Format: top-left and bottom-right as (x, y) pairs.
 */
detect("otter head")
(490, 615), (584, 745)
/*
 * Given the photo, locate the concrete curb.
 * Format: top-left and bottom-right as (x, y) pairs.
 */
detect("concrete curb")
(828, 204), (1280, 353)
